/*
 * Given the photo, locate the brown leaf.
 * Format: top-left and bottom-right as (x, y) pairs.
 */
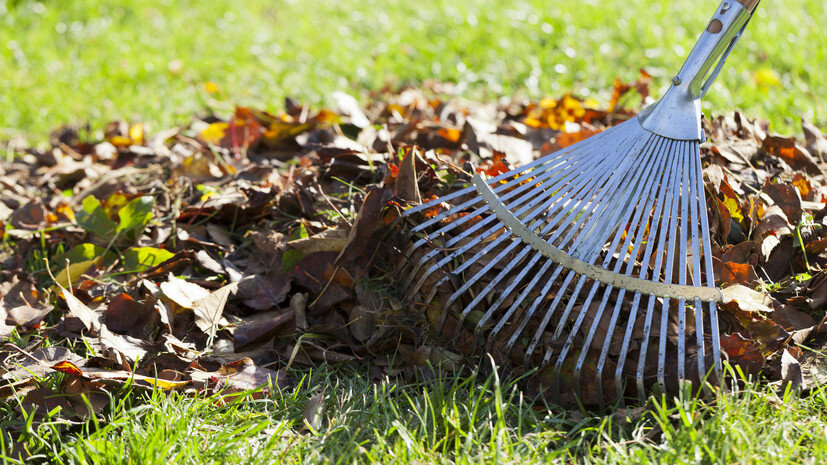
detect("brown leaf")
(302, 391), (326, 431)
(348, 305), (375, 342)
(762, 183), (802, 225)
(719, 241), (759, 264)
(61, 289), (101, 334)
(21, 387), (73, 417)
(233, 310), (294, 352)
(6, 305), (54, 329)
(395, 148), (421, 203)
(192, 283), (237, 337)
(801, 118), (827, 163)
(780, 348), (803, 389)
(1, 277), (52, 329)
(721, 284), (776, 313)
(99, 325), (148, 364)
(714, 260), (759, 287)
(238, 273), (291, 310)
(336, 188), (386, 266)
(292, 251), (354, 292)
(51, 360), (84, 377)
(159, 275), (211, 308)
(189, 357), (288, 394)
(104, 293), (158, 338)
(2, 346), (87, 382)
(799, 340), (827, 389)
(761, 135), (823, 175)
(720, 332), (764, 376)
(772, 305), (816, 331)
(287, 228), (348, 255)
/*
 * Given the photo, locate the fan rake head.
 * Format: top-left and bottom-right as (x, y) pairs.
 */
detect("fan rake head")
(400, 118), (723, 405)
(398, 0), (761, 406)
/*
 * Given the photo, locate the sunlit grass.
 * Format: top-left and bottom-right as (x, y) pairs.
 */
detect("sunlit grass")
(2, 362), (826, 464)
(0, 0), (824, 141)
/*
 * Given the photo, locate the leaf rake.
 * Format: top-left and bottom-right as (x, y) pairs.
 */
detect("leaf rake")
(401, 0), (761, 404)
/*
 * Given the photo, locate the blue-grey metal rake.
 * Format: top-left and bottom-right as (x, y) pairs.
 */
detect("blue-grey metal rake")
(402, 0), (760, 403)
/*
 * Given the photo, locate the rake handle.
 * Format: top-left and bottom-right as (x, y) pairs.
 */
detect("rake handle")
(638, 0), (760, 140)
(735, 0), (760, 13)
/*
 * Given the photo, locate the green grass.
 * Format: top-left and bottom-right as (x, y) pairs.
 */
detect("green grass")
(1, 0), (824, 142)
(3, 363), (827, 464)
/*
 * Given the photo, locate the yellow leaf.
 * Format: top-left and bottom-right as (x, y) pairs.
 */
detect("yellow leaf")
(56, 203), (75, 222)
(136, 377), (190, 390)
(722, 196), (744, 223)
(200, 122), (229, 145)
(129, 123), (144, 145)
(110, 135), (132, 147)
(104, 192), (130, 216)
(204, 81), (219, 94)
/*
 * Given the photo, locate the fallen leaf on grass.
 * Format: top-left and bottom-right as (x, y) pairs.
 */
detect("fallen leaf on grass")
(761, 135), (823, 175)
(302, 391), (326, 431)
(720, 332), (764, 377)
(61, 288), (101, 334)
(237, 273), (291, 310)
(780, 348), (803, 389)
(233, 310), (294, 351)
(189, 357), (288, 395)
(192, 283), (237, 337)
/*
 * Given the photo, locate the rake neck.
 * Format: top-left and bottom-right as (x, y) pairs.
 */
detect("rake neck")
(638, 0), (759, 141)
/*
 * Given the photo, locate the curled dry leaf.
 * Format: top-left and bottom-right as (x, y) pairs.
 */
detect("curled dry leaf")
(780, 348), (803, 390)
(302, 391), (326, 431)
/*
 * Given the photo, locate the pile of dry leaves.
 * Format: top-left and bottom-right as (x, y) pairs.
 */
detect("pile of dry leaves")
(1, 78), (826, 421)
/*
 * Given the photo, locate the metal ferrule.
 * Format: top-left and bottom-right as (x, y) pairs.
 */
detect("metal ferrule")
(638, 1), (753, 141)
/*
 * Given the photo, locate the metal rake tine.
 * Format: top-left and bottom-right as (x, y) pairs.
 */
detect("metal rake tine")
(405, 140), (614, 295)
(614, 139), (681, 400)
(538, 133), (658, 335)
(634, 140), (681, 399)
(586, 137), (673, 402)
(403, 123), (621, 217)
(510, 133), (656, 362)
(657, 141), (688, 392)
(454, 145), (634, 342)
(405, 164), (575, 294)
(506, 132), (650, 358)
(407, 119), (634, 237)
(407, 133), (605, 234)
(444, 136), (632, 282)
(464, 130), (649, 343)
(674, 141), (691, 382)
(694, 143), (722, 381)
(687, 141), (706, 381)
(544, 134), (669, 398)
(492, 131), (648, 354)
(519, 134), (659, 369)
(565, 137), (672, 400)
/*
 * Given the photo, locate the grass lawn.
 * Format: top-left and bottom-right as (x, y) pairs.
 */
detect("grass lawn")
(0, 0), (825, 141)
(4, 364), (827, 463)
(2, 0), (827, 463)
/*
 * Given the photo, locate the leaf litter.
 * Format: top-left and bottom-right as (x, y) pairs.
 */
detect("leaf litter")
(1, 78), (826, 437)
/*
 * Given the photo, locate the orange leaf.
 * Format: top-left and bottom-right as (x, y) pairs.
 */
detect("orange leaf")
(437, 127), (462, 143)
(51, 361), (84, 377)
